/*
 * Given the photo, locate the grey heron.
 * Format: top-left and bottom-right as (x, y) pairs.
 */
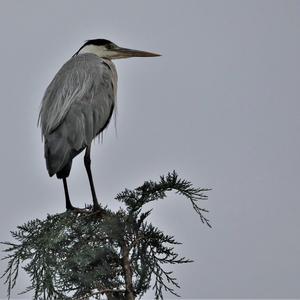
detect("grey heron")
(38, 39), (160, 211)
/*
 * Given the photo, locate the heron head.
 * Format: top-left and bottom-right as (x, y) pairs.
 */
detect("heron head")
(76, 39), (160, 59)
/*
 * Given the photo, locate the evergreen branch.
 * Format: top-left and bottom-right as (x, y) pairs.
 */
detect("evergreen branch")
(1, 171), (211, 299)
(116, 171), (211, 227)
(152, 263), (180, 299)
(73, 288), (126, 300)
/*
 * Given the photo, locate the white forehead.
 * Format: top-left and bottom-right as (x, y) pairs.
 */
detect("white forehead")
(78, 44), (107, 57)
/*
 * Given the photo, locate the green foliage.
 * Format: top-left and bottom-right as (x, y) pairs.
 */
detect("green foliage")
(1, 171), (210, 300)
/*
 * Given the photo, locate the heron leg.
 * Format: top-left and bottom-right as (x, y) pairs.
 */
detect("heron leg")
(84, 145), (101, 210)
(62, 177), (74, 210)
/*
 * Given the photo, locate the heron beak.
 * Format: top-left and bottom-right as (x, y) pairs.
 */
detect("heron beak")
(114, 47), (161, 59)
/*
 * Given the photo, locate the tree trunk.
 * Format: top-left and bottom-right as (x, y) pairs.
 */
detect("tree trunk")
(122, 243), (135, 300)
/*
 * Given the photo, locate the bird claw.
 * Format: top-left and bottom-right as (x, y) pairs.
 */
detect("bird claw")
(65, 203), (105, 217)
(66, 206), (86, 213)
(92, 203), (103, 212)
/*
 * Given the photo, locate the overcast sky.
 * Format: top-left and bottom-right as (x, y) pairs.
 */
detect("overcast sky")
(0, 0), (300, 299)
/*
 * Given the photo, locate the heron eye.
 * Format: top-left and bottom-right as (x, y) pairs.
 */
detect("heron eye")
(106, 44), (115, 50)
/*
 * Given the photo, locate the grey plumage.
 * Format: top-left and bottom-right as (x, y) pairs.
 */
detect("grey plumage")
(38, 38), (160, 210)
(39, 53), (117, 178)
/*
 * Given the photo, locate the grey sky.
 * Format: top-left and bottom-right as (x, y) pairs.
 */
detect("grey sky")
(0, 0), (300, 299)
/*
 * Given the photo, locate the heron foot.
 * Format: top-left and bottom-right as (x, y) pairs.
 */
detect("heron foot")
(66, 206), (86, 213)
(93, 203), (102, 212)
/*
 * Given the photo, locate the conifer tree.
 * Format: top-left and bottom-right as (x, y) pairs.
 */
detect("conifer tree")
(1, 171), (211, 299)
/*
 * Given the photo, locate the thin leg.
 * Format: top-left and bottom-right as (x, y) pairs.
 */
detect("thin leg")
(84, 145), (101, 210)
(62, 177), (74, 210)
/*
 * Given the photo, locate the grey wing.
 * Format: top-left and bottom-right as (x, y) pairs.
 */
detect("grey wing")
(38, 54), (117, 177)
